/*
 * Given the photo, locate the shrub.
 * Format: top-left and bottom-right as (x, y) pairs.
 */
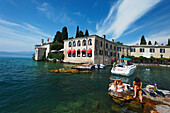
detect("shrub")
(50, 42), (63, 50)
(53, 58), (56, 63)
(32, 54), (35, 60)
(48, 53), (64, 61)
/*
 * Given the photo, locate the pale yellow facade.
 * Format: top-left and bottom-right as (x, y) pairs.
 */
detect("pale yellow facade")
(130, 45), (170, 58)
(63, 35), (130, 65)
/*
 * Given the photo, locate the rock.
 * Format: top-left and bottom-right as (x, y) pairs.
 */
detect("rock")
(156, 105), (170, 113)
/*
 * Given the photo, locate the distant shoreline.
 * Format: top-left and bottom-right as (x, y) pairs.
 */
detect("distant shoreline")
(134, 63), (170, 68)
(0, 55), (32, 58)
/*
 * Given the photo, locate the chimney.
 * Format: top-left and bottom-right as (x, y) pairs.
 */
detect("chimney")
(112, 39), (114, 43)
(102, 35), (106, 39)
(41, 39), (44, 45)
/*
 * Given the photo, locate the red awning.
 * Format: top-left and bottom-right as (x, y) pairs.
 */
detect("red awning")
(67, 50), (71, 53)
(82, 49), (86, 52)
(87, 49), (92, 53)
(77, 49), (80, 51)
(71, 49), (76, 53)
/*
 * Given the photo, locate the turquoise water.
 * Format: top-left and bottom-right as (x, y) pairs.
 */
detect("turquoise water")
(0, 57), (169, 113)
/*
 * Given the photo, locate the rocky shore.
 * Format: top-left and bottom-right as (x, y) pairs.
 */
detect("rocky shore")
(108, 88), (170, 113)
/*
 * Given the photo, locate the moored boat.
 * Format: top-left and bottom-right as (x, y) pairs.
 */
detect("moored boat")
(111, 58), (136, 76)
(94, 63), (105, 69)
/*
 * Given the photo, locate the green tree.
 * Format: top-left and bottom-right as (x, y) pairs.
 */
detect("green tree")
(61, 27), (68, 43)
(79, 30), (84, 37)
(140, 35), (146, 45)
(85, 29), (89, 36)
(148, 41), (152, 45)
(168, 39), (170, 46)
(54, 31), (62, 43)
(154, 41), (158, 45)
(50, 42), (63, 50)
(75, 26), (79, 38)
(114, 41), (123, 45)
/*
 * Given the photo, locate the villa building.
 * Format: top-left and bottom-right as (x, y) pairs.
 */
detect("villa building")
(34, 35), (170, 63)
(130, 45), (170, 58)
(34, 39), (51, 61)
(63, 35), (130, 64)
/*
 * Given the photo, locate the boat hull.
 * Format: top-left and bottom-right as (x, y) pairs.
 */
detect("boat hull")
(111, 65), (136, 76)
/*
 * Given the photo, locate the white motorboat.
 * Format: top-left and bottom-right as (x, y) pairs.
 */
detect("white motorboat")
(95, 63), (105, 69)
(111, 58), (136, 76)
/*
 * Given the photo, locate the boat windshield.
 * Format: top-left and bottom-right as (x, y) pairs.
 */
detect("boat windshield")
(117, 62), (126, 67)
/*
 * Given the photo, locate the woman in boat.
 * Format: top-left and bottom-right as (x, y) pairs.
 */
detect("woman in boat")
(109, 78), (124, 92)
(133, 78), (143, 103)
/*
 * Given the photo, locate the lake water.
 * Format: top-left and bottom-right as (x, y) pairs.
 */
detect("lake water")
(0, 57), (169, 113)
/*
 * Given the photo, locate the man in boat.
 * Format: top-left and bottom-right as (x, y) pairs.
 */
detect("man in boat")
(113, 61), (117, 68)
(133, 78), (143, 103)
(109, 78), (125, 92)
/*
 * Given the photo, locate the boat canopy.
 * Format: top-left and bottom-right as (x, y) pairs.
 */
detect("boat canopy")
(117, 58), (131, 61)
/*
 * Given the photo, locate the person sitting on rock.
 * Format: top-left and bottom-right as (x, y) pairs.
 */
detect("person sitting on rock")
(133, 77), (143, 103)
(109, 78), (125, 92)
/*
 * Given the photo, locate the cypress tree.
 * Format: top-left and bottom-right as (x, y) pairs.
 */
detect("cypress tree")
(54, 31), (62, 43)
(61, 27), (68, 43)
(76, 26), (79, 38)
(140, 35), (146, 45)
(148, 41), (152, 45)
(168, 39), (170, 46)
(79, 30), (84, 37)
(154, 41), (158, 45)
(85, 29), (89, 36)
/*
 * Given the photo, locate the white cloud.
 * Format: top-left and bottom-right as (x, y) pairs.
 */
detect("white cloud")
(126, 30), (170, 45)
(146, 31), (170, 45)
(36, 2), (75, 25)
(96, 0), (161, 40)
(0, 18), (52, 52)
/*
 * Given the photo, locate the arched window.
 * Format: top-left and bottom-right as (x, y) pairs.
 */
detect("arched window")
(100, 41), (102, 47)
(68, 42), (71, 47)
(95, 40), (98, 47)
(110, 45), (112, 49)
(77, 40), (81, 46)
(73, 41), (76, 47)
(88, 39), (92, 45)
(82, 40), (86, 46)
(82, 49), (86, 57)
(87, 49), (92, 57)
(106, 43), (108, 48)
(77, 49), (80, 57)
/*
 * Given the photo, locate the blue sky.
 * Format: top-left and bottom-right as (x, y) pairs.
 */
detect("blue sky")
(0, 0), (170, 52)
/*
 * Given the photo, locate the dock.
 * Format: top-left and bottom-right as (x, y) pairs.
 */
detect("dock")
(71, 64), (95, 71)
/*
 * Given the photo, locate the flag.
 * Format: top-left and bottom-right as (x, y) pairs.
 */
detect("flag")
(47, 38), (49, 42)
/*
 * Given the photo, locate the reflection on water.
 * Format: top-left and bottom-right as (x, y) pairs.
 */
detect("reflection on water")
(0, 57), (169, 112)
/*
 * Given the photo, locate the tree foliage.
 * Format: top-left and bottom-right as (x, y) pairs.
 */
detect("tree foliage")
(148, 41), (152, 45)
(54, 31), (62, 43)
(61, 27), (68, 42)
(76, 26), (79, 38)
(53, 27), (68, 43)
(48, 53), (64, 61)
(50, 42), (63, 50)
(154, 41), (158, 45)
(85, 29), (89, 36)
(79, 30), (84, 37)
(140, 35), (146, 45)
(168, 39), (170, 46)
(114, 41), (123, 45)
